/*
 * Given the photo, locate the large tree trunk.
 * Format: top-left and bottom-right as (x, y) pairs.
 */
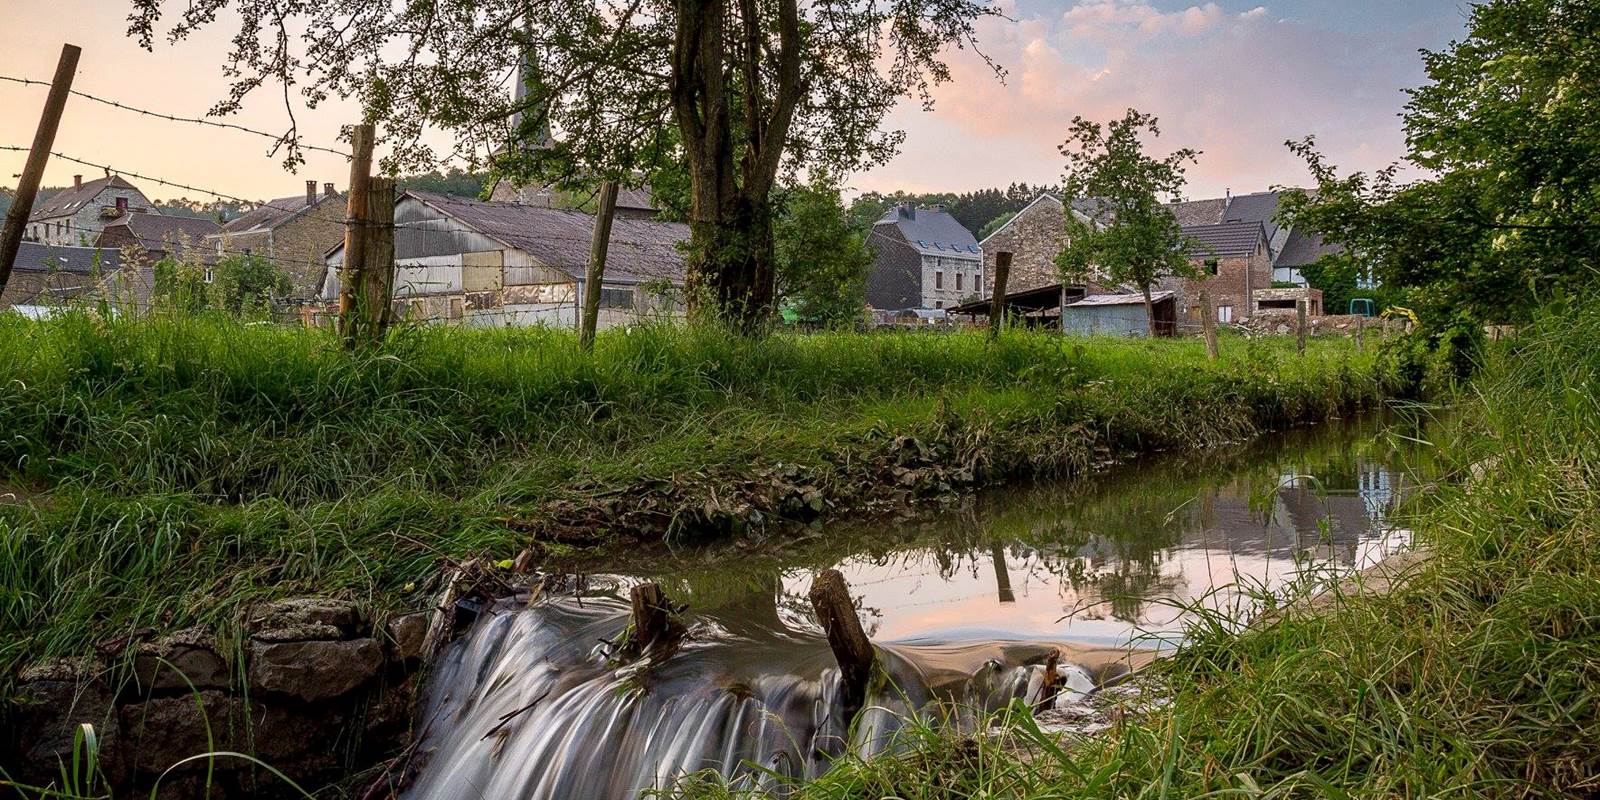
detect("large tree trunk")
(670, 0), (799, 332)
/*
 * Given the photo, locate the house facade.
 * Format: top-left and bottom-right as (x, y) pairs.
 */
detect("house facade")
(1164, 220), (1274, 328)
(210, 181), (345, 299)
(27, 175), (157, 246)
(97, 213), (220, 265)
(865, 204), (982, 311)
(318, 190), (687, 329)
(0, 242), (149, 317)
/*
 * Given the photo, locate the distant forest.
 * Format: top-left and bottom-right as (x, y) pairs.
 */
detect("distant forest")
(846, 183), (1053, 240)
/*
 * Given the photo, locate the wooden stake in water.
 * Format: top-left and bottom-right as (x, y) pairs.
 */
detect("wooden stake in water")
(809, 569), (875, 723)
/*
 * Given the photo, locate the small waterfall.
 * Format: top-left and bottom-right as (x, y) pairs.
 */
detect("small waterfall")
(402, 585), (1123, 800)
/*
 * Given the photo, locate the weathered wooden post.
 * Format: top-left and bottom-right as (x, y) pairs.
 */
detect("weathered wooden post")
(1199, 288), (1219, 361)
(1356, 315), (1366, 351)
(627, 582), (685, 657)
(808, 569), (875, 724)
(991, 543), (1015, 603)
(357, 176), (396, 341)
(1036, 648), (1061, 709)
(579, 181), (620, 351)
(1296, 298), (1308, 355)
(339, 123), (375, 347)
(987, 251), (1012, 340)
(0, 44), (79, 296)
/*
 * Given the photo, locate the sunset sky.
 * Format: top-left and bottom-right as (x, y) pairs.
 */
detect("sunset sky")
(0, 1), (1470, 203)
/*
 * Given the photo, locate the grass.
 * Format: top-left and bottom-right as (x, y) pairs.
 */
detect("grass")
(666, 302), (1600, 799)
(0, 312), (1393, 682)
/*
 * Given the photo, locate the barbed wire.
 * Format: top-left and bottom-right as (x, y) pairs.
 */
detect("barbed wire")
(0, 74), (350, 160)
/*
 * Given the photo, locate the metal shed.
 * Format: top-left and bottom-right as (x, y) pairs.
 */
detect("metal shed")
(1061, 291), (1177, 337)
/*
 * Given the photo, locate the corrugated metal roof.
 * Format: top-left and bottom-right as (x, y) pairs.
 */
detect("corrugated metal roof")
(29, 176), (142, 221)
(1182, 221), (1267, 258)
(1069, 291), (1174, 307)
(407, 190), (689, 284)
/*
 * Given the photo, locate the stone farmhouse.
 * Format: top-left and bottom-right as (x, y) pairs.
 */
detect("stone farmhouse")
(26, 175), (157, 247)
(319, 190), (688, 329)
(96, 213), (220, 266)
(977, 189), (1340, 330)
(0, 241), (156, 317)
(864, 203), (983, 312)
(210, 181), (346, 300)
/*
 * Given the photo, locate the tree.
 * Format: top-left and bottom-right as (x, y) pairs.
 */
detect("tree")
(1054, 110), (1199, 336)
(774, 180), (871, 327)
(977, 211), (1015, 240)
(153, 252), (288, 315)
(127, 0), (1001, 331)
(1280, 0), (1600, 327)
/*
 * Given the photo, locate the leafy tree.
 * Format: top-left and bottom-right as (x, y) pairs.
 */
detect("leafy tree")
(153, 253), (288, 315)
(1055, 110), (1199, 336)
(397, 169), (489, 200)
(1280, 0), (1600, 327)
(127, 0), (1001, 331)
(773, 180), (871, 327)
(977, 211), (1016, 240)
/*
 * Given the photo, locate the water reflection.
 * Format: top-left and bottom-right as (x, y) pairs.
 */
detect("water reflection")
(599, 413), (1428, 649)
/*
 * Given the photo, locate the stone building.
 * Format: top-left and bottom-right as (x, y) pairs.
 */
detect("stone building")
(210, 181), (345, 300)
(96, 213), (220, 265)
(26, 175), (157, 246)
(865, 204), (982, 311)
(1164, 220), (1274, 328)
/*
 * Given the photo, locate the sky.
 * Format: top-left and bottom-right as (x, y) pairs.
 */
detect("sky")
(0, 1), (1472, 204)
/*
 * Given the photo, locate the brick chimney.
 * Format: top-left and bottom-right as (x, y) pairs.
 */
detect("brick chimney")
(323, 182), (336, 198)
(115, 196), (128, 215)
(73, 174), (82, 189)
(306, 180), (317, 207)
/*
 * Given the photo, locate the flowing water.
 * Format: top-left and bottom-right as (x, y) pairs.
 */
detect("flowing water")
(405, 415), (1428, 800)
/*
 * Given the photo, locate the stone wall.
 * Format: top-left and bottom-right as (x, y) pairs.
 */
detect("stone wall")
(4, 598), (429, 798)
(32, 189), (157, 247)
(981, 195), (1065, 297)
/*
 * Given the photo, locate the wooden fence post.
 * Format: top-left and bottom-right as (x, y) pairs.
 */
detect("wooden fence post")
(579, 181), (620, 350)
(1356, 315), (1366, 351)
(809, 569), (875, 724)
(988, 251), (1012, 340)
(1199, 288), (1219, 361)
(1296, 299), (1308, 355)
(358, 176), (395, 341)
(339, 123), (375, 347)
(0, 44), (80, 296)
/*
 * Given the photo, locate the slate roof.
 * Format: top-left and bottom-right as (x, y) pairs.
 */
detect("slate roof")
(1168, 197), (1227, 227)
(875, 205), (980, 257)
(1, 242), (125, 308)
(1276, 229), (1343, 267)
(407, 190), (689, 284)
(8, 241), (123, 274)
(222, 193), (342, 234)
(1181, 221), (1267, 258)
(100, 213), (219, 253)
(1221, 191), (1287, 241)
(30, 176), (143, 221)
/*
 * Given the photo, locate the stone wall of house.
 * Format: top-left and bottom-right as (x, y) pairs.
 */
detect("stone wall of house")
(981, 196), (1065, 298)
(217, 198), (346, 300)
(4, 598), (429, 798)
(32, 190), (156, 247)
(921, 253), (982, 309)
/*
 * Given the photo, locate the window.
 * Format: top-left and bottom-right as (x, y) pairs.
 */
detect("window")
(1217, 305), (1234, 324)
(935, 300), (943, 309)
(956, 273), (964, 291)
(600, 287), (636, 309)
(934, 270), (944, 289)
(1204, 259), (1219, 276)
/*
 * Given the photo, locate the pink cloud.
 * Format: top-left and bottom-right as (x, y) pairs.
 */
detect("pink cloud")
(856, 2), (1441, 199)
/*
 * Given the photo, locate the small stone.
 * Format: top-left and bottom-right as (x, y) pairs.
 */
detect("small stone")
(249, 598), (362, 640)
(132, 628), (232, 692)
(248, 638), (384, 702)
(119, 691), (243, 775)
(385, 612), (429, 663)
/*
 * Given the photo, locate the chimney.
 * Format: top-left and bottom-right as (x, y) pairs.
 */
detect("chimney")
(115, 196), (128, 215)
(898, 203), (915, 220)
(323, 182), (336, 198)
(73, 174), (82, 189)
(306, 180), (318, 207)
(1225, 187), (1232, 201)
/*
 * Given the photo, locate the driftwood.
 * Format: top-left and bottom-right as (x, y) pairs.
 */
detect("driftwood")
(622, 582), (686, 659)
(1036, 649), (1062, 709)
(808, 569), (876, 724)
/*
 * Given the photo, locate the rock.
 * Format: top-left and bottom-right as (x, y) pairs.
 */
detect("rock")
(385, 612), (429, 663)
(119, 691), (244, 775)
(249, 598), (362, 641)
(248, 638), (384, 701)
(132, 628), (232, 692)
(9, 661), (129, 787)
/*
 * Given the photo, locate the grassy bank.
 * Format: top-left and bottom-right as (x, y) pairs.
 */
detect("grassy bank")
(677, 305), (1599, 798)
(0, 313), (1391, 678)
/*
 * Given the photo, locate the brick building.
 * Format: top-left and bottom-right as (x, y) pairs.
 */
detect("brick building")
(1164, 220), (1273, 328)
(26, 175), (157, 247)
(865, 204), (982, 311)
(210, 181), (345, 299)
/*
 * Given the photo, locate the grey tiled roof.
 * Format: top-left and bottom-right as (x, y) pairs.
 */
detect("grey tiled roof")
(1181, 221), (1267, 258)
(1276, 229), (1343, 267)
(876, 205), (979, 257)
(408, 190), (689, 284)
(30, 176), (142, 221)
(222, 194), (342, 234)
(1167, 198), (1227, 227)
(1221, 191), (1286, 241)
(10, 241), (123, 274)
(101, 213), (219, 252)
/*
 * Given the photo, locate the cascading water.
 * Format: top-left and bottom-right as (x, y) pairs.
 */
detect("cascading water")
(402, 580), (1133, 800)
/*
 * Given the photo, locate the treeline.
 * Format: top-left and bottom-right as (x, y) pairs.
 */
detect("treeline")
(846, 182), (1052, 239)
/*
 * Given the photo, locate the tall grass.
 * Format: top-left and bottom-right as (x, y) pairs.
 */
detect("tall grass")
(0, 312), (1389, 680)
(672, 303), (1600, 799)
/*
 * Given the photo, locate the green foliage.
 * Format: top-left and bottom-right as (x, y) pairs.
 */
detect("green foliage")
(1055, 110), (1200, 329)
(1296, 251), (1404, 316)
(152, 253), (289, 315)
(397, 168), (489, 200)
(774, 181), (871, 327)
(1281, 0), (1600, 327)
(977, 211), (1016, 241)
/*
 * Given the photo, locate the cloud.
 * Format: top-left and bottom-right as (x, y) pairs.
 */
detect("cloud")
(857, 1), (1448, 198)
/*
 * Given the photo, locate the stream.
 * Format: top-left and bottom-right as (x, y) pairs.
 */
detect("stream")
(403, 414), (1426, 800)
